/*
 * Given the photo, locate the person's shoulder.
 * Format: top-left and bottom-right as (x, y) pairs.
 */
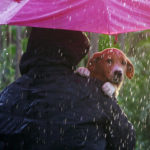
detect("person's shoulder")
(72, 72), (103, 85)
(0, 75), (32, 106)
(72, 73), (103, 91)
(0, 74), (32, 93)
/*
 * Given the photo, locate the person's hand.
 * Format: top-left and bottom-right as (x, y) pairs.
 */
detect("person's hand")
(75, 67), (90, 77)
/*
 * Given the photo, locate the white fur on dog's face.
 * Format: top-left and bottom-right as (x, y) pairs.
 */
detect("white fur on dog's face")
(108, 60), (126, 86)
(102, 54), (127, 87)
(110, 65), (124, 84)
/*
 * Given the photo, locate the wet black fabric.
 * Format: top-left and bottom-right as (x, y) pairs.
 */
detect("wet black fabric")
(0, 28), (135, 150)
(20, 28), (90, 75)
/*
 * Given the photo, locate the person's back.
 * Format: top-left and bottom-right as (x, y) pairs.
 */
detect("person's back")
(0, 28), (135, 150)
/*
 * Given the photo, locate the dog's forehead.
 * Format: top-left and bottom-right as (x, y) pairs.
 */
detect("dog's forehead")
(93, 49), (126, 60)
(104, 49), (125, 58)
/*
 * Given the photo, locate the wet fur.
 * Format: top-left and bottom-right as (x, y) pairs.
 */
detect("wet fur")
(87, 48), (134, 97)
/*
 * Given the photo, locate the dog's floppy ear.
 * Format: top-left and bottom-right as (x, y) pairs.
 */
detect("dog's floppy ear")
(87, 57), (96, 72)
(126, 58), (134, 79)
(87, 52), (102, 72)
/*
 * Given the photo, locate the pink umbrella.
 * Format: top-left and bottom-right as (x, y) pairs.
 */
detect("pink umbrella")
(0, 0), (150, 34)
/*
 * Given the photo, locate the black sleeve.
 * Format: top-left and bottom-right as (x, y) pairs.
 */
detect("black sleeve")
(100, 96), (136, 150)
(72, 76), (136, 150)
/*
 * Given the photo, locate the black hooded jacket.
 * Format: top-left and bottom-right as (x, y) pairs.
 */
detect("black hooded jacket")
(0, 28), (135, 150)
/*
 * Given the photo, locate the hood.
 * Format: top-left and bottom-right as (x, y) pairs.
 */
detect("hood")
(20, 28), (90, 75)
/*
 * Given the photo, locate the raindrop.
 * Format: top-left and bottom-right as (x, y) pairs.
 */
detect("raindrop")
(83, 8), (86, 12)
(52, 2), (55, 5)
(127, 15), (130, 19)
(93, 117), (96, 122)
(132, 97), (135, 102)
(80, 116), (83, 121)
(109, 35), (112, 46)
(123, 2), (126, 7)
(63, 118), (67, 124)
(58, 49), (61, 53)
(84, 136), (87, 141)
(96, 124), (99, 130)
(43, 129), (46, 133)
(69, 16), (72, 21)
(60, 52), (63, 56)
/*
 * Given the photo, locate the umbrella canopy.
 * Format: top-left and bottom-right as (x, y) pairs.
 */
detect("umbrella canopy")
(0, 0), (150, 34)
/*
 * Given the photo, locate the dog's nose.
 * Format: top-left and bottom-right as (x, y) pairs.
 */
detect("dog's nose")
(114, 70), (122, 78)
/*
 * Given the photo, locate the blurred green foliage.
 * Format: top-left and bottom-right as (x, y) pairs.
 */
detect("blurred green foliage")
(0, 25), (28, 90)
(99, 34), (120, 50)
(1, 26), (150, 149)
(119, 31), (150, 150)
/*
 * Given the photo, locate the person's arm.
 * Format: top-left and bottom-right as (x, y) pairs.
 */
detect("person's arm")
(100, 96), (136, 150)
(75, 75), (136, 150)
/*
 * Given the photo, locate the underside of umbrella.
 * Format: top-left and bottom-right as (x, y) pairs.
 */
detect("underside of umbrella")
(0, 0), (150, 34)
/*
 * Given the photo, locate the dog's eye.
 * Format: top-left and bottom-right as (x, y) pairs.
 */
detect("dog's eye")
(122, 60), (126, 65)
(128, 66), (132, 72)
(106, 59), (112, 64)
(94, 57), (100, 63)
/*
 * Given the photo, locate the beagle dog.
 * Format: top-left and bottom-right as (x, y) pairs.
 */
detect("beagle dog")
(76, 48), (134, 98)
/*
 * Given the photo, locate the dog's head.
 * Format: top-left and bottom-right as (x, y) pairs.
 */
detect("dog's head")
(87, 48), (134, 86)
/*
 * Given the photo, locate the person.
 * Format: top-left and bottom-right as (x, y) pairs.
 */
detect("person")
(0, 28), (135, 150)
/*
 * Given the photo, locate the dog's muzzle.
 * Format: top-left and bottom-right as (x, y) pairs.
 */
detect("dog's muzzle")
(112, 70), (123, 84)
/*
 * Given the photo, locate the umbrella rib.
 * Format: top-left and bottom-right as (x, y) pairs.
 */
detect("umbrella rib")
(104, 0), (111, 34)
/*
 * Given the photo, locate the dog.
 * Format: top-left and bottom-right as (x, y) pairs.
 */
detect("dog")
(76, 48), (134, 98)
